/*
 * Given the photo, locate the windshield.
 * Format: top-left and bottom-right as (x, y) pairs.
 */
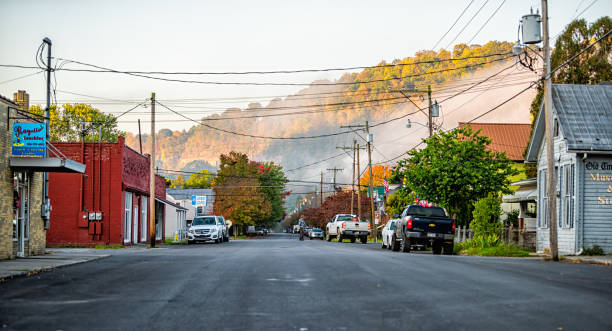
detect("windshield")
(312, 229), (322, 232)
(192, 217), (217, 226)
(337, 215), (358, 222)
(406, 206), (447, 217)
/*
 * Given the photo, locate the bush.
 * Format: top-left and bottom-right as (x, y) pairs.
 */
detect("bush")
(504, 209), (519, 227)
(582, 245), (604, 256)
(455, 234), (529, 257)
(470, 193), (502, 238)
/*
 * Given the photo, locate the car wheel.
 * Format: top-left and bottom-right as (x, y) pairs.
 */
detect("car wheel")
(350, 237), (356, 243)
(360, 236), (367, 244)
(337, 229), (342, 243)
(187, 240), (192, 245)
(381, 238), (386, 249)
(326, 233), (332, 241)
(387, 236), (392, 250)
(401, 237), (411, 253)
(432, 241), (442, 255)
(391, 235), (400, 251)
(443, 243), (454, 255)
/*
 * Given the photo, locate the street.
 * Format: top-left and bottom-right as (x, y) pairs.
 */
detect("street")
(1, 233), (611, 331)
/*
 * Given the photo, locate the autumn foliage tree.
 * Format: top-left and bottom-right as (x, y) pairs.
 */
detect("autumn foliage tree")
(30, 104), (124, 142)
(213, 152), (288, 234)
(359, 164), (392, 190)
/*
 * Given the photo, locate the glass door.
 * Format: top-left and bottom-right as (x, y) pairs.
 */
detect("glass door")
(13, 172), (29, 257)
(141, 197), (148, 242)
(124, 192), (132, 243)
(133, 204), (139, 244)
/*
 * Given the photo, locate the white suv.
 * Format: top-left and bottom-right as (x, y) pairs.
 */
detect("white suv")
(188, 216), (225, 244)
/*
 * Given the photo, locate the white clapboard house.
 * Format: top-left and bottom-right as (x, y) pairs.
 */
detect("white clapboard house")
(526, 83), (612, 255)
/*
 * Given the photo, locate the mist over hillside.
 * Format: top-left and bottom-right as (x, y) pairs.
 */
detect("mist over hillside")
(125, 41), (536, 190)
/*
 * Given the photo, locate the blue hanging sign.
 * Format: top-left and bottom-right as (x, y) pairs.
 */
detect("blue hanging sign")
(12, 122), (46, 156)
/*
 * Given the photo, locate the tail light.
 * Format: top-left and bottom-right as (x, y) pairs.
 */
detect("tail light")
(342, 222), (346, 229)
(368, 223), (371, 230)
(451, 221), (456, 232)
(406, 216), (413, 230)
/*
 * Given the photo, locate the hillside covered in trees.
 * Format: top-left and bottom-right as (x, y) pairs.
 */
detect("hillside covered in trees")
(126, 41), (516, 175)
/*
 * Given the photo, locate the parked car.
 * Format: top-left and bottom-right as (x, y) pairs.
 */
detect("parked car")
(217, 216), (230, 242)
(381, 219), (398, 250)
(308, 228), (324, 239)
(390, 205), (455, 254)
(326, 214), (370, 244)
(187, 216), (225, 244)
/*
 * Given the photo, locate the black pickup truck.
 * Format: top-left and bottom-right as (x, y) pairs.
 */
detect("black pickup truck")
(390, 205), (455, 254)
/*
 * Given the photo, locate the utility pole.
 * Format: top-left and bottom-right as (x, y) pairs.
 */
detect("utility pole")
(337, 140), (365, 215)
(541, 0), (558, 261)
(427, 85), (433, 137)
(326, 167), (344, 190)
(42, 37), (52, 225)
(356, 144), (361, 219)
(137, 118), (143, 154)
(149, 93), (156, 248)
(341, 122), (377, 241)
(365, 121), (376, 242)
(320, 171), (323, 207)
(390, 85), (436, 137)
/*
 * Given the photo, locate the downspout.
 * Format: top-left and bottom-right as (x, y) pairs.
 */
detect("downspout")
(98, 125), (102, 214)
(91, 134), (95, 213)
(80, 136), (85, 211)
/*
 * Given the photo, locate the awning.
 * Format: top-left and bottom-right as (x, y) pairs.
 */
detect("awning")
(10, 157), (86, 174)
(503, 188), (537, 203)
(155, 197), (188, 211)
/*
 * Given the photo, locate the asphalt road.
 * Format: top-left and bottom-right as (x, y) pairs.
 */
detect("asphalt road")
(1, 233), (611, 331)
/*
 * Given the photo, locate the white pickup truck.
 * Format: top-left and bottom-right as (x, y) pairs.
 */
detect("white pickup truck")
(326, 214), (370, 244)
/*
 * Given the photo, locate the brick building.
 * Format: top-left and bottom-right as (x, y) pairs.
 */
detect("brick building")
(2, 92), (84, 259)
(47, 137), (167, 246)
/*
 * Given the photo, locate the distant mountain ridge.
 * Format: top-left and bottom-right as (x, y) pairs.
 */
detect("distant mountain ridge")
(125, 41), (517, 175)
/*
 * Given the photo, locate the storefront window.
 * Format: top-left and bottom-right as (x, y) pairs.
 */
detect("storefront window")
(124, 192), (132, 243)
(141, 197), (148, 242)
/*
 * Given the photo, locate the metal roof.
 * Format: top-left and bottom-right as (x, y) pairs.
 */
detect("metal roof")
(459, 122), (532, 161)
(526, 84), (612, 162)
(166, 188), (215, 201)
(553, 84), (612, 151)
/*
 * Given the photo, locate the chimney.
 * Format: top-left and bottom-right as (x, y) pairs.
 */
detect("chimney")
(13, 90), (29, 112)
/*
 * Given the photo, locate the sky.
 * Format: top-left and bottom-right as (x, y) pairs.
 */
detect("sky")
(1, 0), (610, 134)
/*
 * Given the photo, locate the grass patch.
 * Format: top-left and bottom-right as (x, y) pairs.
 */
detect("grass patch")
(164, 238), (187, 245)
(461, 245), (530, 257)
(47, 244), (87, 248)
(582, 245), (604, 256)
(455, 235), (530, 257)
(94, 244), (124, 249)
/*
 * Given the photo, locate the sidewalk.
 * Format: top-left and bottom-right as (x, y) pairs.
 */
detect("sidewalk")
(563, 255), (612, 266)
(0, 248), (110, 281)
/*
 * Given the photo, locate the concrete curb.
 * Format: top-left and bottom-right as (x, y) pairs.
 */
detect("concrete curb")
(0, 254), (110, 282)
(562, 256), (612, 267)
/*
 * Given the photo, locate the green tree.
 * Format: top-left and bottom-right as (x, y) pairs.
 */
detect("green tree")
(213, 152), (289, 233)
(385, 188), (415, 217)
(30, 104), (124, 142)
(170, 174), (186, 189)
(470, 193), (502, 238)
(526, 16), (612, 175)
(184, 169), (212, 188)
(393, 126), (517, 226)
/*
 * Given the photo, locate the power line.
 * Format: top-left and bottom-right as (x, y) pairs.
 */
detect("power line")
(444, 0), (490, 50)
(49, 52), (511, 75)
(432, 0), (476, 50)
(467, 0), (506, 44)
(49, 55), (511, 86)
(0, 70), (44, 85)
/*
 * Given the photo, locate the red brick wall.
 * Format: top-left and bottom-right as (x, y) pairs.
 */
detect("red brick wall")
(47, 137), (164, 246)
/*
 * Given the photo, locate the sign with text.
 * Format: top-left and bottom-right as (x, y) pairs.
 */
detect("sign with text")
(192, 195), (207, 206)
(12, 123), (46, 156)
(586, 160), (612, 205)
